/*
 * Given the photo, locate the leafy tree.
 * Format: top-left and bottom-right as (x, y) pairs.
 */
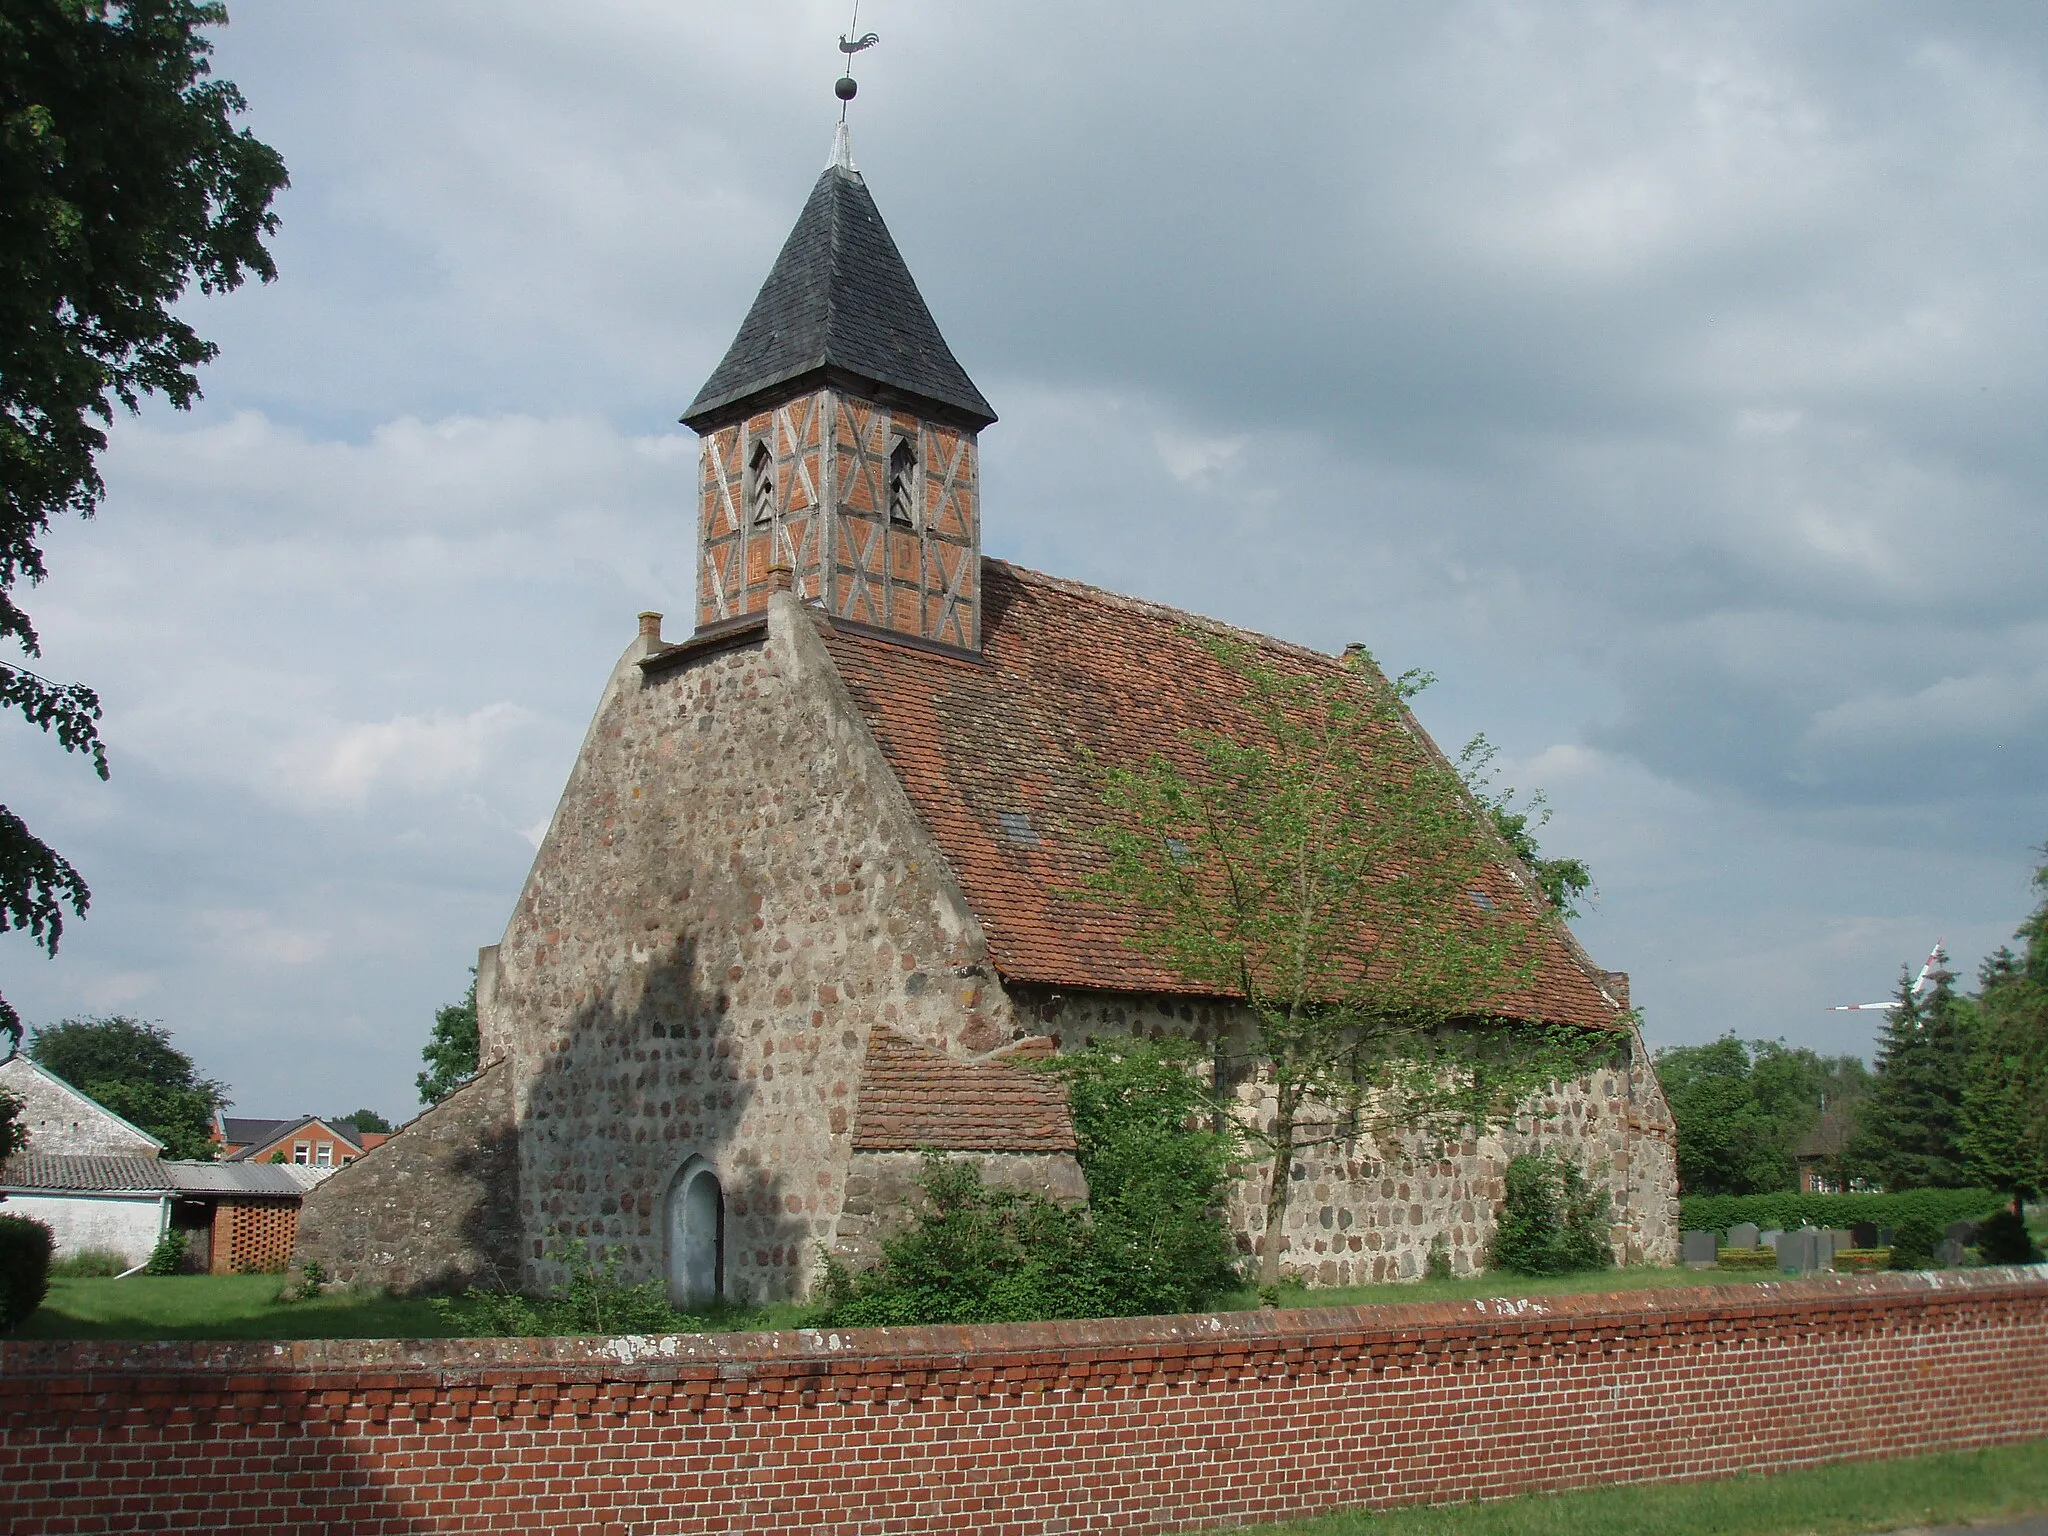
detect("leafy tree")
(0, 1), (286, 1042)
(1656, 1035), (1871, 1195)
(1459, 734), (1594, 920)
(1850, 953), (1974, 1191)
(416, 971), (479, 1105)
(27, 1014), (226, 1158)
(1082, 637), (1607, 1288)
(337, 1108), (391, 1134)
(1960, 862), (2048, 1216)
(1656, 1036), (1783, 1195)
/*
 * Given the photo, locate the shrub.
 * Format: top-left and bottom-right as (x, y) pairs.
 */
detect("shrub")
(0, 1214), (55, 1329)
(1975, 1209), (2045, 1265)
(1889, 1213), (1941, 1270)
(1716, 1247), (1777, 1270)
(142, 1229), (190, 1276)
(1679, 1189), (2002, 1236)
(432, 1239), (740, 1337)
(1489, 1153), (1612, 1276)
(276, 1259), (327, 1303)
(50, 1248), (126, 1278)
(1038, 1039), (1242, 1316)
(1836, 1249), (1891, 1272)
(815, 1154), (1096, 1327)
(816, 1042), (1247, 1329)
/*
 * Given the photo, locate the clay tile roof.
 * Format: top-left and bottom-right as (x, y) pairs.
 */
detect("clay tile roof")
(818, 559), (1626, 1029)
(851, 1033), (1076, 1153)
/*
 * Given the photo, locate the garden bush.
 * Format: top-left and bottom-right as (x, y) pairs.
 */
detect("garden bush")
(50, 1248), (126, 1278)
(1489, 1153), (1612, 1276)
(1037, 1039), (1242, 1316)
(142, 1229), (190, 1276)
(1974, 1209), (2045, 1265)
(1679, 1188), (2002, 1236)
(815, 1040), (1244, 1329)
(1715, 1247), (1777, 1270)
(0, 1213), (55, 1329)
(1836, 1248), (1891, 1272)
(815, 1154), (1096, 1327)
(1889, 1213), (1941, 1270)
(433, 1239), (742, 1337)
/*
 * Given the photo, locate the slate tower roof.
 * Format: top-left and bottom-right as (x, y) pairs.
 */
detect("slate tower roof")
(682, 144), (995, 432)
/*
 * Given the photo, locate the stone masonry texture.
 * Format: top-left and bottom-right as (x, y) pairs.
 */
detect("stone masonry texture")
(294, 1060), (518, 1294)
(4, 1269), (2044, 1534)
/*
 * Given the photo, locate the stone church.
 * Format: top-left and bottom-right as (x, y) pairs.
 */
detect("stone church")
(297, 128), (1677, 1303)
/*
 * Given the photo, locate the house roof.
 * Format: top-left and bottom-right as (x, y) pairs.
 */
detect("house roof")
(851, 1032), (1076, 1153)
(817, 559), (1626, 1029)
(1794, 1106), (1854, 1160)
(220, 1116), (290, 1147)
(223, 1114), (362, 1160)
(0, 1154), (323, 1196)
(681, 160), (995, 432)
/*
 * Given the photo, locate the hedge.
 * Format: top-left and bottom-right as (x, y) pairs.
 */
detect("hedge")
(1679, 1188), (2005, 1236)
(0, 1213), (55, 1330)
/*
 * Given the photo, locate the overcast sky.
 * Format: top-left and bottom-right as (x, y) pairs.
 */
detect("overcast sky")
(4, 0), (2044, 1125)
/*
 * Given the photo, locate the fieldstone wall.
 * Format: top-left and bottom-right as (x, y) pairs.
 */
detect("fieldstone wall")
(293, 1060), (518, 1294)
(1005, 985), (1679, 1281)
(482, 595), (1017, 1302)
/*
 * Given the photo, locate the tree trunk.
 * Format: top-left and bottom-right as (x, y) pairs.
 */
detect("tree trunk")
(1259, 1082), (1301, 1289)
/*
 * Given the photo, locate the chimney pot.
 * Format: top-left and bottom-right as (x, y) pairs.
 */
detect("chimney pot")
(768, 563), (795, 594)
(637, 611), (663, 642)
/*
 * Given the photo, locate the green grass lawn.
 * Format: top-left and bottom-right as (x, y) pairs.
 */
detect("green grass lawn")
(1211, 1263), (1791, 1314)
(14, 1274), (819, 1341)
(15, 1263), (1818, 1342)
(1212, 1438), (2048, 1536)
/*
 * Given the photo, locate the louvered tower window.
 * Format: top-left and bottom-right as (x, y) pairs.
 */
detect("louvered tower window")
(749, 438), (775, 524)
(888, 436), (918, 528)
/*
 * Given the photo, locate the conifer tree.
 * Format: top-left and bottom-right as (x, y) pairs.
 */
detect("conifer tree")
(1850, 951), (1973, 1190)
(1961, 865), (2048, 1216)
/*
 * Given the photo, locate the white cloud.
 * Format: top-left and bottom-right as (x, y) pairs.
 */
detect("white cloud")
(270, 703), (552, 809)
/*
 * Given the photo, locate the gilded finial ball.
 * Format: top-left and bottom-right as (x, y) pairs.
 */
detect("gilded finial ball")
(835, 75), (858, 101)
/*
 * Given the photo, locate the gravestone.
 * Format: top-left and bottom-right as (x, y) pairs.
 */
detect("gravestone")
(1850, 1222), (1879, 1249)
(1824, 1229), (1853, 1264)
(1779, 1228), (1824, 1274)
(1759, 1229), (1784, 1252)
(1728, 1222), (1761, 1250)
(1936, 1237), (1968, 1267)
(1681, 1231), (1718, 1267)
(1946, 1220), (1980, 1246)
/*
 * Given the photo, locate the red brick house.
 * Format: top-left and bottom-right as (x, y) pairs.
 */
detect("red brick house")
(220, 1115), (387, 1169)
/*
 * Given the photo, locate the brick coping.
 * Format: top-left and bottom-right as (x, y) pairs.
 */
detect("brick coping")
(8, 1265), (2043, 1378)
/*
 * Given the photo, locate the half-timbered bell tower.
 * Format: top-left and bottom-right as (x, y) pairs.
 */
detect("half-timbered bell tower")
(681, 127), (997, 651)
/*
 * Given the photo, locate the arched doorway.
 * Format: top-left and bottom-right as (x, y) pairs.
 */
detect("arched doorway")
(664, 1157), (723, 1308)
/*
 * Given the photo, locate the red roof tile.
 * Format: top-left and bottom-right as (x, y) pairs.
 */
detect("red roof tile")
(851, 1032), (1077, 1153)
(818, 560), (1625, 1029)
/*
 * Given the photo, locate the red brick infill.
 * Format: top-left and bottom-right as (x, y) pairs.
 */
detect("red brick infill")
(6, 1268), (2045, 1533)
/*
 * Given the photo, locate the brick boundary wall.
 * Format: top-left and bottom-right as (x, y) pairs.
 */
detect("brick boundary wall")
(5, 1268), (2046, 1535)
